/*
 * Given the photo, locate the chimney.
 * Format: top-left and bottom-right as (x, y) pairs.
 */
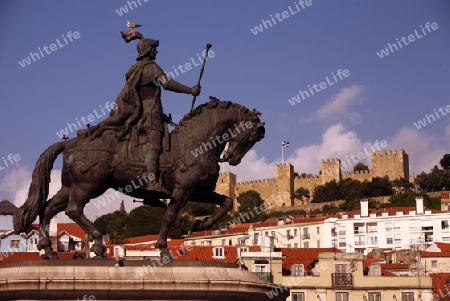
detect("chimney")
(416, 197), (424, 214)
(360, 199), (369, 217)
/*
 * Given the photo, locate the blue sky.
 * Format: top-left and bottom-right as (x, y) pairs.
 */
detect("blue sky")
(0, 0), (449, 220)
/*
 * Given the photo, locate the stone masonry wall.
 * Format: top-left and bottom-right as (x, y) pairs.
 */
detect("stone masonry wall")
(214, 149), (410, 209)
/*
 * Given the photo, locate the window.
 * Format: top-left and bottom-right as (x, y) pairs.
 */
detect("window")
(254, 264), (267, 273)
(303, 241), (309, 248)
(368, 292), (381, 301)
(292, 292), (305, 301)
(239, 247), (248, 253)
(442, 220), (449, 229)
(302, 227), (310, 239)
(294, 228), (298, 236)
(253, 233), (259, 245)
(335, 264), (347, 273)
(386, 237), (393, 244)
(294, 243), (298, 248)
(287, 229), (292, 239)
(10, 240), (20, 248)
(317, 226), (320, 234)
(431, 260), (437, 268)
(335, 292), (348, 301)
(401, 292), (414, 301)
(317, 240), (320, 248)
(271, 231), (275, 236)
(287, 244), (291, 248)
(291, 264), (304, 276)
(221, 239), (226, 246)
(213, 247), (224, 258)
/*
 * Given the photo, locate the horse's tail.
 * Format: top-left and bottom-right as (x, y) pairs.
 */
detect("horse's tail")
(13, 141), (66, 233)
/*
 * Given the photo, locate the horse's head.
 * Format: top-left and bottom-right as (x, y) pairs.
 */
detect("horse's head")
(222, 111), (265, 166)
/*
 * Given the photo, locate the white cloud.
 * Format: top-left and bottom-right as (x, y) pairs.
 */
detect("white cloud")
(388, 125), (450, 175)
(0, 167), (140, 224)
(303, 85), (366, 124)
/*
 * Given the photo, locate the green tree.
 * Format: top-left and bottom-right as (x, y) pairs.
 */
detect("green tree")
(293, 187), (310, 202)
(440, 154), (450, 170)
(416, 166), (450, 192)
(312, 180), (341, 203)
(93, 210), (129, 244)
(182, 202), (217, 217)
(353, 163), (369, 172)
(236, 190), (265, 223)
(391, 177), (414, 192)
(366, 176), (394, 197)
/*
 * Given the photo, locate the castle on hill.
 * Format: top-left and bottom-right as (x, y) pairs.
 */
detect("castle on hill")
(215, 149), (413, 209)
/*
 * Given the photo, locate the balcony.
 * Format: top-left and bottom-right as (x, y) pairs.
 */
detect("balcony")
(302, 234), (310, 239)
(255, 272), (273, 283)
(332, 273), (353, 287)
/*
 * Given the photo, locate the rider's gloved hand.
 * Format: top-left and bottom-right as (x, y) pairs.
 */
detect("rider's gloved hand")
(190, 85), (201, 96)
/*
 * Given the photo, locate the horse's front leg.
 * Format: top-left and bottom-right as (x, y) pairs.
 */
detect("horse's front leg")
(155, 187), (189, 249)
(191, 192), (233, 232)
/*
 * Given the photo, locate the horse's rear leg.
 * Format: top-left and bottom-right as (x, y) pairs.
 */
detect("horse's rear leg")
(37, 186), (70, 259)
(155, 187), (189, 249)
(65, 184), (104, 257)
(191, 192), (233, 231)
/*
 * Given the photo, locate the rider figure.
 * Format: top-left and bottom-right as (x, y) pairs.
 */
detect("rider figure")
(133, 37), (200, 191)
(136, 39), (200, 190)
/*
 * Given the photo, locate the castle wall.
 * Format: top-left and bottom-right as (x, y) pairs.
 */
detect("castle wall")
(320, 159), (341, 184)
(293, 175), (321, 205)
(214, 149), (411, 210)
(371, 149), (409, 180)
(342, 169), (373, 182)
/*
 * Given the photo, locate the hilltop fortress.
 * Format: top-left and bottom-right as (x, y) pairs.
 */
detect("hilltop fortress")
(215, 149), (413, 209)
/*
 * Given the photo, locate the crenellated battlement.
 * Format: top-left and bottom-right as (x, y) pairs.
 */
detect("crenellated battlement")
(372, 149), (405, 156)
(342, 169), (371, 176)
(321, 158), (341, 163)
(237, 178), (276, 186)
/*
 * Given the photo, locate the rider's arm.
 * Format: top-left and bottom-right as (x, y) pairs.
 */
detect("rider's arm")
(158, 75), (200, 96)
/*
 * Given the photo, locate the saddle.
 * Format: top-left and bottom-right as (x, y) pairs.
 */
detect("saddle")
(75, 114), (174, 174)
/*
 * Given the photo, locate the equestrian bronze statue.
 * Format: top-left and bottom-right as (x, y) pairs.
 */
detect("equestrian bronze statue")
(13, 30), (265, 259)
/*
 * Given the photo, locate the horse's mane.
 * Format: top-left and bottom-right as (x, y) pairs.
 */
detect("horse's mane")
(172, 97), (261, 136)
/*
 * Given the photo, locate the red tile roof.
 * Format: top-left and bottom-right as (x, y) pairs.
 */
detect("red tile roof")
(436, 242), (450, 252)
(0, 200), (17, 215)
(0, 252), (77, 265)
(442, 192), (449, 200)
(363, 258), (384, 269)
(280, 248), (341, 276)
(379, 263), (410, 270)
(167, 245), (261, 263)
(421, 251), (450, 258)
(125, 234), (160, 244)
(58, 224), (86, 242)
(430, 273), (450, 301)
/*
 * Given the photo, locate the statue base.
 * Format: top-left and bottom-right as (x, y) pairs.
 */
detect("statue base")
(0, 260), (288, 301)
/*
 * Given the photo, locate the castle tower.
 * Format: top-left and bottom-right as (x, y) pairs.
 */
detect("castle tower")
(371, 149), (409, 180)
(275, 163), (294, 206)
(215, 172), (237, 210)
(321, 159), (341, 184)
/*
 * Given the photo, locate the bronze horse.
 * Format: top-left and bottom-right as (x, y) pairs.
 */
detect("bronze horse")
(13, 99), (265, 259)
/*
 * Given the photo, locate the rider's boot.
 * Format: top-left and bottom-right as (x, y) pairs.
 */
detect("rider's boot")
(146, 147), (162, 191)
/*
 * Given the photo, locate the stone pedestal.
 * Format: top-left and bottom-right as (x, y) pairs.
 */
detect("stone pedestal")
(0, 260), (288, 301)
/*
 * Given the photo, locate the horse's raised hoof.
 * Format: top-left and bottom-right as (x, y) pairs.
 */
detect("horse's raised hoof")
(143, 198), (167, 208)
